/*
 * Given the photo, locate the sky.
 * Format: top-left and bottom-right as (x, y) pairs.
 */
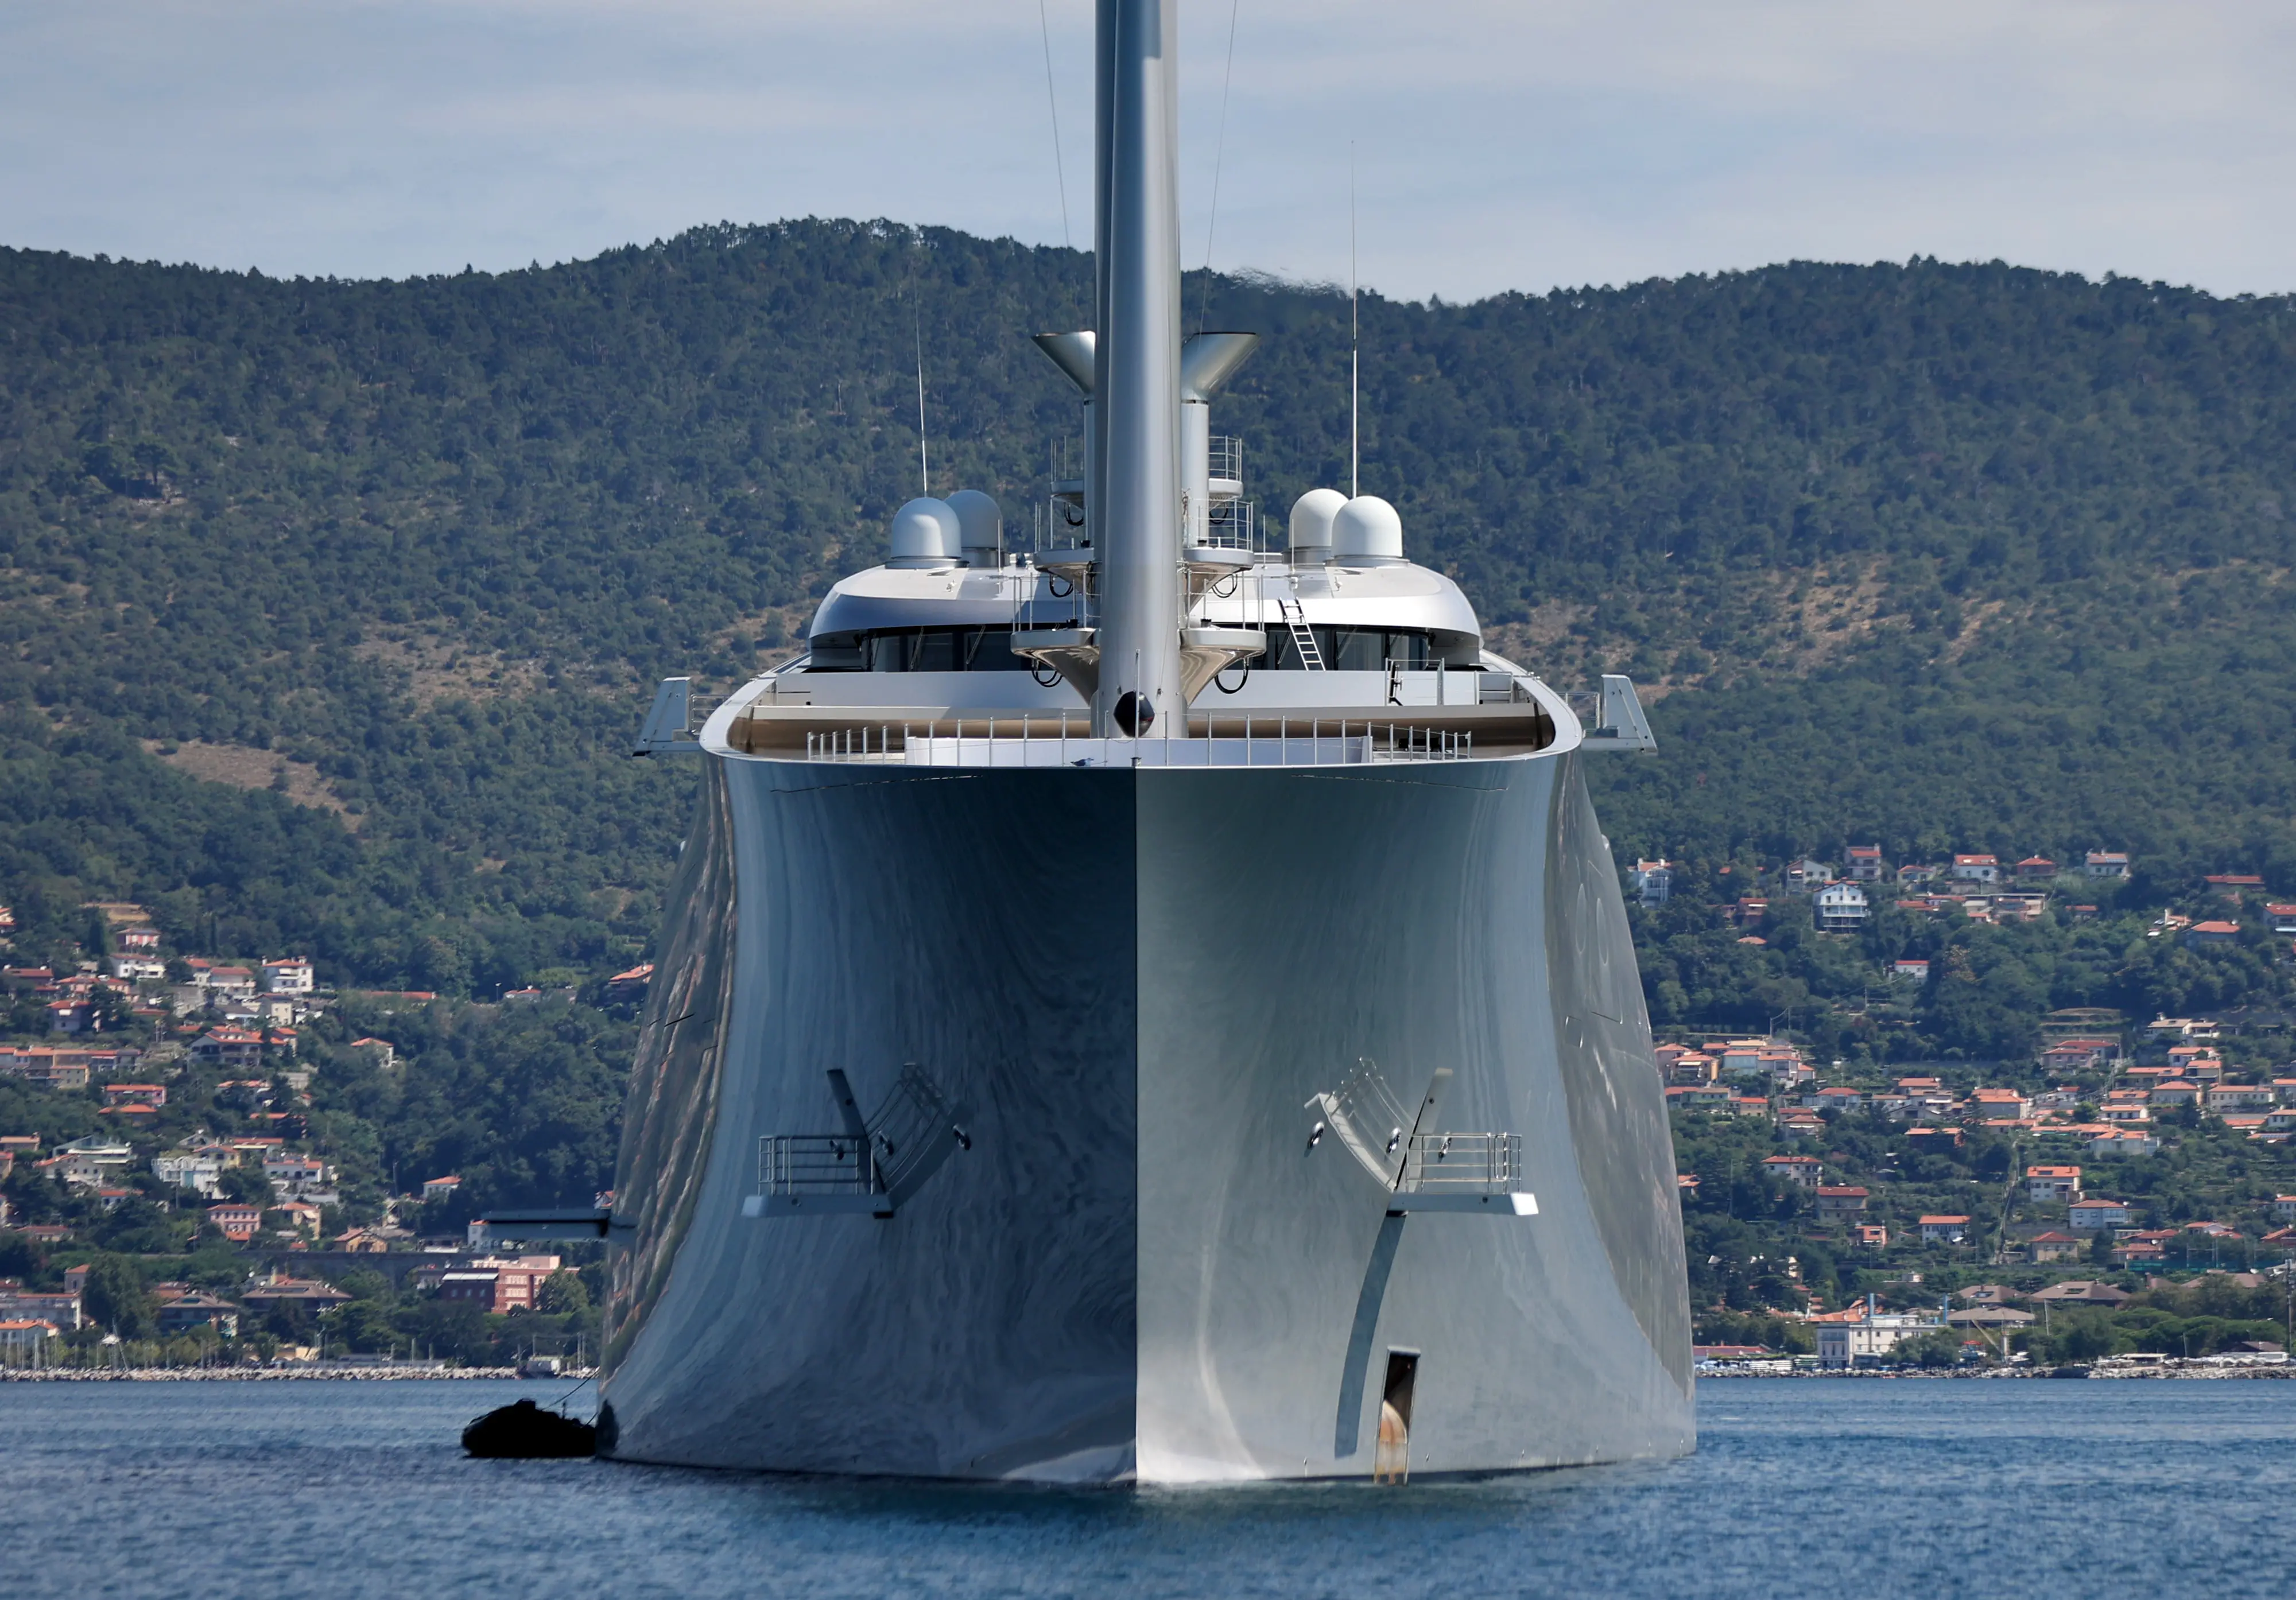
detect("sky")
(2, 0), (2291, 303)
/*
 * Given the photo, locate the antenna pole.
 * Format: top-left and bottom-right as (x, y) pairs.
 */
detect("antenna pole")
(913, 269), (930, 497)
(1349, 142), (1359, 498)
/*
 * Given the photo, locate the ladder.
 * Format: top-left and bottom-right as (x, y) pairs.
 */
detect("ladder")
(1278, 597), (1326, 670)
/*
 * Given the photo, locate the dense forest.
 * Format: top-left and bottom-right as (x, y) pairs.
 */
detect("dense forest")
(6, 223), (2296, 1206)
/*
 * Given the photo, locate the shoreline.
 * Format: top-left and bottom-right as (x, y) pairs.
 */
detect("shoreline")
(1700, 1364), (2295, 1380)
(0, 1366), (591, 1382)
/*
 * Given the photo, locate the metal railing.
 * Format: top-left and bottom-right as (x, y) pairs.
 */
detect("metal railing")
(1199, 498), (1261, 551)
(759, 1133), (876, 1200)
(757, 1065), (964, 1204)
(1208, 433), (1243, 486)
(802, 718), (1476, 767)
(1397, 1131), (1523, 1196)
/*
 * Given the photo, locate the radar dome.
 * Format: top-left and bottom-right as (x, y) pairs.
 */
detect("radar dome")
(945, 489), (1002, 562)
(1331, 495), (1404, 564)
(889, 497), (961, 565)
(1288, 488), (1347, 558)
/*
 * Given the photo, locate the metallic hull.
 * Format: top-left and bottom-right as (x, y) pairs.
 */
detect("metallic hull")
(598, 747), (1692, 1481)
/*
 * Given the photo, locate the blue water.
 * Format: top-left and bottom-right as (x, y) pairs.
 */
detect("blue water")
(2, 1378), (2291, 1597)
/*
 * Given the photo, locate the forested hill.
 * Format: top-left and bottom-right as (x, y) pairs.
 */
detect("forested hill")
(5, 222), (2296, 992)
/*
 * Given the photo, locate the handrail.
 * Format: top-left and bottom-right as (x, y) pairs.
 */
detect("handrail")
(799, 717), (1476, 768)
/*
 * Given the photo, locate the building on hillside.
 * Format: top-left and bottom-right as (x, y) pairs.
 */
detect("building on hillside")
(1628, 859), (1673, 906)
(606, 964), (654, 1001)
(1919, 1215), (1971, 1244)
(2027, 1231), (2084, 1263)
(2204, 873), (2265, 898)
(2085, 851), (2130, 879)
(1892, 958), (1930, 982)
(204, 1203), (263, 1242)
(2184, 921), (2242, 949)
(1845, 845), (1885, 882)
(1815, 881), (1869, 932)
(1972, 1088), (2034, 1120)
(2042, 1038), (2119, 1073)
(425, 1255), (563, 1315)
(156, 1294), (240, 1338)
(1952, 854), (2002, 883)
(0, 1288), (82, 1330)
(189, 1027), (266, 1071)
(2015, 856), (2058, 880)
(240, 1277), (351, 1314)
(2026, 1164), (2083, 1202)
(348, 1037), (397, 1070)
(2274, 1195), (2296, 1221)
(1895, 863), (1940, 885)
(2210, 1083), (2274, 1110)
(2031, 1281), (2132, 1308)
(203, 966), (258, 999)
(1816, 1186), (1870, 1218)
(259, 958), (315, 995)
(45, 1000), (99, 1034)
(1816, 1303), (1945, 1369)
(100, 1083), (166, 1110)
(2066, 1198), (2132, 1230)
(152, 1152), (225, 1198)
(1761, 1155), (1822, 1190)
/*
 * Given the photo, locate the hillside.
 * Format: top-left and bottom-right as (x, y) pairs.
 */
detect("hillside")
(4, 223), (2296, 991)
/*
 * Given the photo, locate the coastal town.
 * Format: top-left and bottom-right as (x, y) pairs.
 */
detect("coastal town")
(6, 851), (2296, 1377)
(0, 899), (626, 1372)
(1637, 845), (2296, 1374)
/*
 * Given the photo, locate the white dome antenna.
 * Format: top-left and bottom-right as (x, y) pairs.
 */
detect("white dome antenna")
(1332, 495), (1403, 565)
(945, 489), (1002, 566)
(889, 498), (961, 567)
(1289, 488), (1347, 561)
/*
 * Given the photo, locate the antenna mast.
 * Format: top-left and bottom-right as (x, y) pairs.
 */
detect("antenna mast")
(912, 269), (930, 497)
(1349, 143), (1359, 498)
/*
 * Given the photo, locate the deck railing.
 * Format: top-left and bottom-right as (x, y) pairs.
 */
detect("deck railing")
(800, 717), (1474, 767)
(1396, 1131), (1523, 1196)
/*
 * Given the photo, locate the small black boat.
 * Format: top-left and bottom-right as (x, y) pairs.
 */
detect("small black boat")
(462, 1397), (596, 1458)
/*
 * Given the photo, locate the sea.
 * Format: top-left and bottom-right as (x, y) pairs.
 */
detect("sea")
(2, 1377), (2291, 1598)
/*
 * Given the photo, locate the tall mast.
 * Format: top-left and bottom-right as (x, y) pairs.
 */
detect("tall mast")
(1091, 0), (1184, 739)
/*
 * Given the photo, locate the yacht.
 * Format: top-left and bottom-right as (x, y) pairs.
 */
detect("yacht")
(580, 0), (1692, 1482)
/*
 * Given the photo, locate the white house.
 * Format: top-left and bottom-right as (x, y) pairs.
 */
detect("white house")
(1845, 845), (1886, 881)
(2085, 851), (2131, 879)
(1817, 1306), (1946, 1368)
(259, 958), (315, 995)
(2067, 1198), (2132, 1230)
(1816, 881), (1870, 933)
(152, 1152), (226, 1198)
(1628, 860), (1674, 907)
(1952, 854), (2002, 883)
(1892, 957), (1930, 982)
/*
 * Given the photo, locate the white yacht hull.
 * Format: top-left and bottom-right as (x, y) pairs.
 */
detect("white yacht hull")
(597, 744), (1693, 1481)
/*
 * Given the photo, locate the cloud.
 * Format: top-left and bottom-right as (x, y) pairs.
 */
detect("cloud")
(0, 0), (2289, 299)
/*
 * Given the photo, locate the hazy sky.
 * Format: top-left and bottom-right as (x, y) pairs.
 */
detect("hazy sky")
(3, 1), (2291, 302)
